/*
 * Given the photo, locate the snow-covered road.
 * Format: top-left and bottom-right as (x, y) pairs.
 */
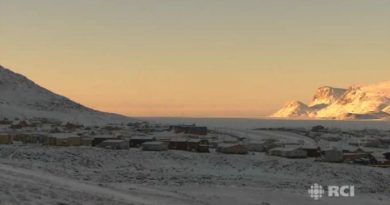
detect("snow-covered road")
(0, 162), (203, 205)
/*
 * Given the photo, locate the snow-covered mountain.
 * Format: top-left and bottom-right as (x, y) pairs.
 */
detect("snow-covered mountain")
(272, 81), (390, 120)
(271, 101), (313, 118)
(0, 65), (134, 125)
(383, 105), (390, 114)
(309, 86), (347, 107)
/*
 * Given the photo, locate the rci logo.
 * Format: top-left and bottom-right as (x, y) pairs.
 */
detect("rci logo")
(308, 183), (355, 200)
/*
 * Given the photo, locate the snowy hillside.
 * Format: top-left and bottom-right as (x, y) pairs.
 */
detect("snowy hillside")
(271, 101), (313, 118)
(0, 65), (134, 125)
(272, 81), (390, 120)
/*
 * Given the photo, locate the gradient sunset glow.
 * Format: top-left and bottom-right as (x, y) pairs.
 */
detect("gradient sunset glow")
(1, 0), (389, 117)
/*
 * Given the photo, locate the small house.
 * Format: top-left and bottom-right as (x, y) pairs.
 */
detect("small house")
(129, 137), (155, 148)
(91, 136), (117, 147)
(187, 139), (210, 153)
(13, 134), (46, 144)
(57, 137), (81, 146)
(343, 152), (376, 165)
(263, 142), (284, 152)
(209, 141), (219, 149)
(301, 147), (321, 158)
(0, 118), (12, 125)
(342, 148), (370, 160)
(246, 143), (265, 152)
(45, 136), (81, 146)
(168, 138), (188, 150)
(282, 148), (307, 158)
(97, 139), (129, 150)
(81, 137), (94, 146)
(216, 144), (248, 155)
(323, 149), (344, 163)
(383, 152), (390, 160)
(268, 148), (283, 157)
(142, 141), (168, 151)
(0, 134), (13, 144)
(45, 133), (81, 146)
(260, 139), (284, 151)
(10, 120), (31, 129)
(11, 134), (26, 143)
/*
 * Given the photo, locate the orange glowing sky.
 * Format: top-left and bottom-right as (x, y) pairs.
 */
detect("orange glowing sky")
(1, 0), (389, 117)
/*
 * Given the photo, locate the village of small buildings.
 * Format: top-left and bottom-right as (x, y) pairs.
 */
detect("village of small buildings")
(0, 117), (390, 204)
(1, 118), (389, 165)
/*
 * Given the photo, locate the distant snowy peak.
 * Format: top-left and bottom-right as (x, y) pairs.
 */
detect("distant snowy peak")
(271, 101), (311, 118)
(0, 65), (134, 125)
(272, 81), (390, 120)
(310, 86), (346, 106)
(384, 105), (390, 114)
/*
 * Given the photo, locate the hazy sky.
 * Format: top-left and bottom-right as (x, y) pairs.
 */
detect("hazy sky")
(1, 0), (389, 117)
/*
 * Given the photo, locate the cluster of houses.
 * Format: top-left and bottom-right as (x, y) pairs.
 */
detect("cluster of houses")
(0, 132), (213, 153)
(0, 123), (214, 153)
(0, 120), (389, 168)
(267, 145), (389, 165)
(255, 126), (390, 167)
(1, 130), (388, 166)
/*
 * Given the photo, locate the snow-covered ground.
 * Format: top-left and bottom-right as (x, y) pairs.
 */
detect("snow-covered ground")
(142, 117), (390, 130)
(0, 143), (388, 205)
